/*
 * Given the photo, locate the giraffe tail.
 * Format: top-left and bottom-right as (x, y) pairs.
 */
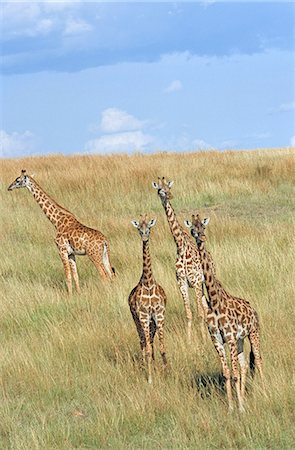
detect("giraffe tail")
(103, 241), (115, 279)
(249, 347), (255, 377)
(249, 311), (260, 377)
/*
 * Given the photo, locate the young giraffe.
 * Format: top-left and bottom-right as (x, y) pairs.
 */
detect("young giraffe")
(152, 177), (206, 343)
(8, 170), (114, 294)
(128, 215), (167, 384)
(185, 214), (263, 411)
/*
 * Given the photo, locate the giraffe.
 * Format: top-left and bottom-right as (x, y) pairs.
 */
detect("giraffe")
(8, 170), (115, 294)
(152, 177), (206, 343)
(128, 215), (167, 384)
(185, 214), (263, 411)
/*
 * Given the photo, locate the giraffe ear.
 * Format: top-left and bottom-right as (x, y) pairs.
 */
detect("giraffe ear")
(202, 217), (210, 227)
(184, 220), (192, 228)
(131, 220), (139, 228)
(167, 180), (174, 188)
(148, 219), (157, 228)
(152, 181), (159, 189)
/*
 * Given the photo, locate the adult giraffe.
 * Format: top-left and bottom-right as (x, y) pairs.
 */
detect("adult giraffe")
(8, 170), (114, 293)
(152, 177), (206, 342)
(185, 214), (263, 411)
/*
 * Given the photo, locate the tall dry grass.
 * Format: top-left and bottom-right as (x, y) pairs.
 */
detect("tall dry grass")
(0, 148), (294, 449)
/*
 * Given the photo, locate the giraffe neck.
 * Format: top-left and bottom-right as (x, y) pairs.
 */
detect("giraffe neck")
(162, 199), (184, 249)
(26, 176), (75, 228)
(198, 242), (221, 309)
(140, 240), (155, 286)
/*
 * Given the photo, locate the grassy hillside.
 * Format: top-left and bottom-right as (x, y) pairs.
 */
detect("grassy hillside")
(0, 148), (294, 449)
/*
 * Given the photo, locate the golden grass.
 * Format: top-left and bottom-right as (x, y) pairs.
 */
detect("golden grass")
(0, 148), (295, 449)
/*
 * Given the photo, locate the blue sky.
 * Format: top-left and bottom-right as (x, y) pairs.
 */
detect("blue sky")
(1, 1), (294, 157)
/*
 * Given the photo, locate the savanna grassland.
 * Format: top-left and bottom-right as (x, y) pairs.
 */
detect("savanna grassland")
(0, 148), (294, 449)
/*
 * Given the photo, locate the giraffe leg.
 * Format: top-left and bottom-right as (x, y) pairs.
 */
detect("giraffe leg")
(211, 332), (233, 411)
(68, 253), (80, 294)
(87, 243), (113, 281)
(194, 282), (207, 342)
(88, 254), (109, 280)
(131, 310), (146, 366)
(201, 283), (209, 319)
(57, 246), (72, 294)
(149, 318), (157, 361)
(229, 340), (244, 412)
(157, 317), (167, 370)
(177, 278), (192, 343)
(140, 314), (152, 384)
(238, 338), (248, 407)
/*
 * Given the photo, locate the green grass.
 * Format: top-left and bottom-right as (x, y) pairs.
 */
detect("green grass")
(0, 148), (295, 449)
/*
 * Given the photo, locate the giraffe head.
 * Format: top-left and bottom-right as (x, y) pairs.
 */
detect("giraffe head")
(152, 177), (174, 204)
(184, 214), (210, 246)
(8, 169), (32, 191)
(131, 214), (157, 242)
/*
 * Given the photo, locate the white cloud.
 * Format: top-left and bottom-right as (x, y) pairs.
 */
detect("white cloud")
(86, 108), (152, 154)
(99, 108), (144, 133)
(43, 2), (81, 13)
(200, 0), (217, 9)
(277, 102), (295, 112)
(63, 17), (92, 36)
(152, 133), (214, 152)
(2, 2), (82, 39)
(218, 139), (239, 149)
(85, 130), (153, 154)
(36, 18), (54, 34)
(164, 80), (183, 94)
(269, 102), (295, 114)
(0, 130), (36, 158)
(290, 136), (295, 147)
(192, 139), (214, 150)
(167, 5), (182, 16)
(2, 3), (41, 37)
